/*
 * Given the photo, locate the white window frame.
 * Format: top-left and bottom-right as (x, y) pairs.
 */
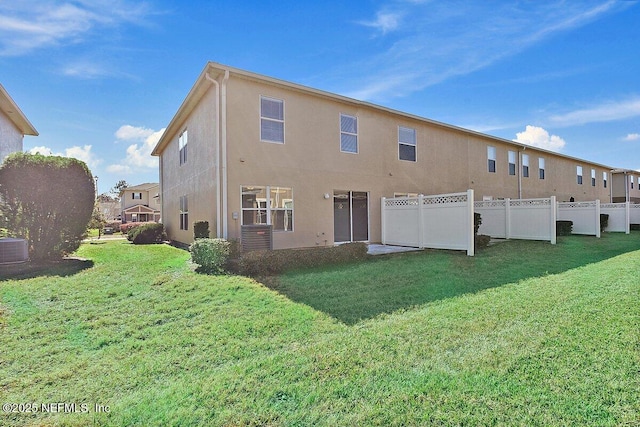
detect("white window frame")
(591, 169), (597, 187)
(132, 192), (142, 200)
(340, 113), (358, 154)
(487, 146), (496, 173)
(603, 171), (608, 188)
(179, 195), (188, 230)
(508, 151), (516, 176)
(539, 157), (545, 180)
(260, 96), (285, 144)
(241, 185), (294, 232)
(179, 129), (188, 165)
(577, 166), (583, 185)
(398, 126), (416, 162)
(522, 154), (529, 178)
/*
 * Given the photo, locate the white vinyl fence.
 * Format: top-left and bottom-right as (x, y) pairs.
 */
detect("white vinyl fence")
(474, 197), (557, 244)
(600, 202), (630, 233)
(557, 201), (601, 237)
(381, 190), (475, 256)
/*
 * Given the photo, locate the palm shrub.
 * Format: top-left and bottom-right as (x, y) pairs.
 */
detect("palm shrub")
(190, 238), (230, 274)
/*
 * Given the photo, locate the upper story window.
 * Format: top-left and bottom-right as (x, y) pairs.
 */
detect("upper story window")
(508, 151), (516, 176)
(398, 126), (416, 162)
(340, 114), (358, 153)
(577, 166), (583, 185)
(539, 157), (545, 179)
(179, 130), (188, 165)
(632, 176), (635, 190)
(522, 154), (529, 178)
(603, 171), (608, 188)
(132, 192), (142, 200)
(487, 146), (496, 173)
(591, 169), (596, 187)
(260, 96), (284, 143)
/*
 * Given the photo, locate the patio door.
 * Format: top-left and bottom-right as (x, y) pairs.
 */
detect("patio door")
(333, 190), (369, 243)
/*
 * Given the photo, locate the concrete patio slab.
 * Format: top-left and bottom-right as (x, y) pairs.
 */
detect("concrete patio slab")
(367, 244), (422, 255)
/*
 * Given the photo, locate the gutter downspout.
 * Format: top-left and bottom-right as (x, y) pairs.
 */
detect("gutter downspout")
(221, 70), (230, 239)
(205, 72), (221, 238)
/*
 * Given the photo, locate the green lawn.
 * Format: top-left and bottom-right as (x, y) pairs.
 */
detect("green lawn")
(1, 236), (639, 426)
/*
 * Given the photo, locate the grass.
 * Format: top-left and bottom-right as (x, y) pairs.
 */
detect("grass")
(0, 235), (639, 426)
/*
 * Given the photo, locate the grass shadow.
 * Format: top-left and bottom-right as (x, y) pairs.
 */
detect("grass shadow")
(0, 258), (94, 280)
(270, 233), (640, 325)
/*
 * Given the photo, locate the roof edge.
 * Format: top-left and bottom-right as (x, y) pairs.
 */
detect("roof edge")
(0, 84), (38, 136)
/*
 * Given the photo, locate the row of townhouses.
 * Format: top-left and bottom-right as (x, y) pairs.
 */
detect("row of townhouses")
(151, 62), (640, 249)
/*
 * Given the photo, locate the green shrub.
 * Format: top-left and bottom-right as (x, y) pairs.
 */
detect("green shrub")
(128, 223), (167, 244)
(193, 221), (210, 239)
(190, 238), (231, 274)
(600, 214), (609, 233)
(233, 242), (369, 276)
(556, 220), (573, 236)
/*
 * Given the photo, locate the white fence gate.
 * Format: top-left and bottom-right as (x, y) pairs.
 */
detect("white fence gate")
(381, 190), (475, 256)
(557, 201), (601, 237)
(474, 197), (557, 244)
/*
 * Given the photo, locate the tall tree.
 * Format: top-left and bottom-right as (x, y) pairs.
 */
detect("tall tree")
(110, 180), (129, 200)
(0, 153), (95, 260)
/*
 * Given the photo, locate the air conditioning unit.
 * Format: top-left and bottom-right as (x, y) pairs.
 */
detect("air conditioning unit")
(0, 238), (28, 264)
(241, 225), (273, 252)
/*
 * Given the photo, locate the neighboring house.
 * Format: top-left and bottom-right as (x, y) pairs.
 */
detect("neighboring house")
(120, 183), (161, 223)
(0, 83), (38, 162)
(152, 62), (622, 249)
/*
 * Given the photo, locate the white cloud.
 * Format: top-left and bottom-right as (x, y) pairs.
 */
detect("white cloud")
(549, 97), (640, 127)
(0, 1), (154, 56)
(339, 1), (631, 101)
(623, 133), (640, 141)
(514, 125), (566, 152)
(358, 11), (402, 35)
(27, 144), (101, 169)
(107, 125), (164, 173)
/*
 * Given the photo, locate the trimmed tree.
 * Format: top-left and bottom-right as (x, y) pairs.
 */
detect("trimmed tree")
(0, 153), (95, 260)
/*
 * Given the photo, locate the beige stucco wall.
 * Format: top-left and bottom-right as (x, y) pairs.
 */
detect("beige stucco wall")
(159, 68), (616, 248)
(159, 88), (218, 242)
(0, 110), (23, 163)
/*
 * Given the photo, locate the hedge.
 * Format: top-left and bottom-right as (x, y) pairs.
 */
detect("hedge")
(190, 238), (230, 274)
(193, 221), (210, 239)
(128, 223), (167, 244)
(230, 242), (369, 276)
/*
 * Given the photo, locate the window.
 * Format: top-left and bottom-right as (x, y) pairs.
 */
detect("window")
(603, 171), (608, 188)
(242, 186), (293, 231)
(398, 126), (416, 161)
(591, 169), (596, 187)
(487, 146), (496, 173)
(179, 130), (188, 165)
(132, 192), (142, 200)
(508, 151), (516, 176)
(539, 158), (545, 179)
(632, 176), (635, 190)
(577, 166), (583, 185)
(340, 114), (358, 153)
(522, 154), (529, 178)
(179, 195), (188, 230)
(260, 96), (284, 143)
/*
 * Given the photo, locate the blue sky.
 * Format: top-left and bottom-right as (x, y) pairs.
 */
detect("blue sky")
(1, 0), (639, 194)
